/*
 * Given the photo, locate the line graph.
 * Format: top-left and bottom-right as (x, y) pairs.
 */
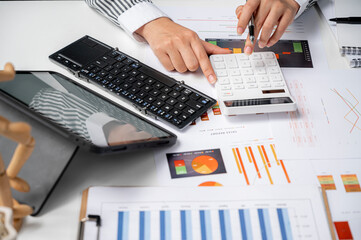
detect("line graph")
(331, 88), (360, 133)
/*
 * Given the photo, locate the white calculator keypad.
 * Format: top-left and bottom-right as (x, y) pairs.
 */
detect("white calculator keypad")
(210, 52), (296, 115)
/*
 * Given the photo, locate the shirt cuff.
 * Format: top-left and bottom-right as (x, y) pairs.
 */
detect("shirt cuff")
(117, 1), (170, 42)
(85, 112), (120, 147)
(294, 0), (309, 19)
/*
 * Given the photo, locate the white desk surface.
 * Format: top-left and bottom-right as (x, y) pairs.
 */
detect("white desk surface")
(0, 1), (349, 239)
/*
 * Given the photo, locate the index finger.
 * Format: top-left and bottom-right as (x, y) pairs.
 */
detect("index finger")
(191, 40), (217, 84)
(237, 0), (260, 34)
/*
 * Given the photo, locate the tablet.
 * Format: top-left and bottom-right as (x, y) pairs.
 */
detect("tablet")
(0, 71), (176, 154)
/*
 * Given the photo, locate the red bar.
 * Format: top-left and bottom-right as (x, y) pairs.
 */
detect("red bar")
(236, 148), (250, 185)
(280, 160), (291, 183)
(282, 52), (291, 54)
(275, 54), (279, 59)
(248, 147), (261, 178)
(174, 160), (185, 167)
(261, 145), (271, 167)
(334, 221), (353, 240)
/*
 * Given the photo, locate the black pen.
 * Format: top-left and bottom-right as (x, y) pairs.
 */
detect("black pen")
(248, 14), (255, 44)
(329, 17), (361, 24)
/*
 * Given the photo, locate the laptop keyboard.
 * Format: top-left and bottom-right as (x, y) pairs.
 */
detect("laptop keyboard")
(49, 36), (216, 129)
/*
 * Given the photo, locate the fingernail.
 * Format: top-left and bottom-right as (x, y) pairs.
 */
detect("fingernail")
(208, 74), (216, 84)
(237, 27), (243, 34)
(245, 46), (252, 55)
(259, 42), (265, 48)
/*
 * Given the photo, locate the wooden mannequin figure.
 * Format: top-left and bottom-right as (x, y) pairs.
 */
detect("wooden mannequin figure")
(0, 63), (34, 232)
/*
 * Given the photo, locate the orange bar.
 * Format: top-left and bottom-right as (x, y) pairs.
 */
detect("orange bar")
(248, 147), (261, 178)
(280, 160), (291, 183)
(258, 146), (273, 184)
(270, 144), (280, 165)
(201, 112), (209, 121)
(236, 148), (250, 185)
(282, 52), (291, 54)
(261, 145), (271, 167)
(232, 148), (242, 174)
(245, 147), (252, 163)
(233, 48), (242, 53)
(275, 54), (279, 59)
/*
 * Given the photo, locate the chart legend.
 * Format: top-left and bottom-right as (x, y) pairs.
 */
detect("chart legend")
(206, 38), (313, 68)
(317, 175), (336, 190)
(341, 174), (361, 192)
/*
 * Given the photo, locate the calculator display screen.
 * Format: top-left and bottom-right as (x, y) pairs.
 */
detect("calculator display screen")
(224, 97), (293, 107)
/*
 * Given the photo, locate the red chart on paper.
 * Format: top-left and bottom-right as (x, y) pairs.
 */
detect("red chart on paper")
(334, 221), (353, 240)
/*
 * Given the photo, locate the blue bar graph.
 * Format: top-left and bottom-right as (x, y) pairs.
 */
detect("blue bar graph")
(219, 210), (232, 240)
(200, 210), (212, 240)
(160, 210), (171, 240)
(258, 209), (273, 240)
(277, 208), (293, 240)
(239, 209), (253, 240)
(181, 210), (192, 240)
(139, 211), (151, 240)
(117, 211), (129, 240)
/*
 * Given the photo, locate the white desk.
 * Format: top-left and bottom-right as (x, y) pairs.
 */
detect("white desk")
(0, 1), (348, 239)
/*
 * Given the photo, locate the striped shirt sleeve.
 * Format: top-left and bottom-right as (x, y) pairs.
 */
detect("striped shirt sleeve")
(294, 0), (318, 18)
(84, 0), (169, 41)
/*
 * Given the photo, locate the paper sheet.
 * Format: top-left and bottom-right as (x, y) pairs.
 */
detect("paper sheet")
(269, 70), (361, 160)
(83, 185), (331, 240)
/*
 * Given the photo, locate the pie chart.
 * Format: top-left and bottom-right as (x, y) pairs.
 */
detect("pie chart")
(199, 181), (223, 187)
(191, 155), (218, 174)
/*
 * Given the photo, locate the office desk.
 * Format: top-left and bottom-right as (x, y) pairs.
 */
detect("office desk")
(0, 1), (350, 239)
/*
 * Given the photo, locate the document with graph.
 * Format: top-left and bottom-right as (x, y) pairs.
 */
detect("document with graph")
(269, 70), (361, 160)
(80, 185), (331, 240)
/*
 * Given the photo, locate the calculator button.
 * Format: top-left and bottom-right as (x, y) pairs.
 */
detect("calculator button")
(221, 85), (232, 90)
(225, 55), (238, 68)
(273, 82), (285, 87)
(214, 62), (226, 69)
(241, 68), (254, 75)
(265, 59), (277, 66)
(215, 70), (228, 77)
(247, 83), (258, 89)
(212, 55), (224, 62)
(270, 74), (282, 82)
(231, 77), (243, 84)
(250, 53), (262, 60)
(263, 52), (274, 59)
(256, 76), (269, 82)
(253, 61), (264, 67)
(236, 54), (249, 61)
(255, 68), (266, 75)
(268, 67), (280, 74)
(244, 76), (256, 83)
(234, 84), (245, 90)
(240, 61), (251, 68)
(230, 69), (241, 76)
(218, 78), (230, 85)
(260, 83), (271, 88)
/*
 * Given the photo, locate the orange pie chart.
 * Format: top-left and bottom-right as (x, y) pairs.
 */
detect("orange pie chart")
(191, 155), (218, 174)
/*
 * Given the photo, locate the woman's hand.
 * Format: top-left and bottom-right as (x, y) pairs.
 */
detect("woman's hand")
(235, 0), (300, 54)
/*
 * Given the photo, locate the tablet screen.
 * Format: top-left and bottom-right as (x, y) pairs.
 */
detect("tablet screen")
(0, 72), (172, 147)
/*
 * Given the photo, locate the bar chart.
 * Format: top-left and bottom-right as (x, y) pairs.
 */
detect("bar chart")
(230, 141), (291, 185)
(100, 199), (320, 240)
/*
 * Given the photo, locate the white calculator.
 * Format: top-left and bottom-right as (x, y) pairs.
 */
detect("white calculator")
(210, 52), (297, 115)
